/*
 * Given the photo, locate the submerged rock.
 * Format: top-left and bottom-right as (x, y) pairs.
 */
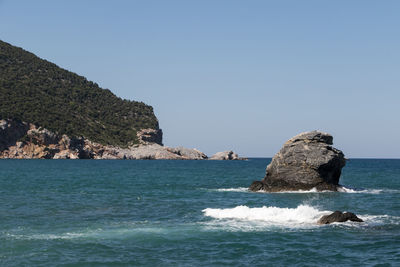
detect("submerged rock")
(249, 131), (346, 192)
(318, 211), (364, 224)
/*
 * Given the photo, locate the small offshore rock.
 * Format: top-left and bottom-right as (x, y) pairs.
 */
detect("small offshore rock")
(318, 211), (364, 224)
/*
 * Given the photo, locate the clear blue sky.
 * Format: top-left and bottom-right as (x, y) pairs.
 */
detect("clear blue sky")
(1, 0), (399, 158)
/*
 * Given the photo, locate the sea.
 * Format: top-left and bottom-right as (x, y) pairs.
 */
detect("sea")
(0, 158), (399, 266)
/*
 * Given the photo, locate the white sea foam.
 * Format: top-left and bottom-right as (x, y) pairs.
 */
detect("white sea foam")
(212, 186), (397, 194)
(272, 187), (385, 194)
(273, 188), (325, 193)
(337, 186), (386, 194)
(203, 204), (330, 229)
(202, 204), (400, 231)
(264, 187), (388, 194)
(5, 232), (85, 240)
(4, 225), (167, 240)
(213, 187), (323, 194)
(213, 187), (249, 192)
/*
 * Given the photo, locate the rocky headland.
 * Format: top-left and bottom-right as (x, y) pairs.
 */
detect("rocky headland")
(249, 131), (346, 192)
(0, 40), (244, 160)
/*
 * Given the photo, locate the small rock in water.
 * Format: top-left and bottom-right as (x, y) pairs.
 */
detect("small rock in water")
(317, 211), (364, 224)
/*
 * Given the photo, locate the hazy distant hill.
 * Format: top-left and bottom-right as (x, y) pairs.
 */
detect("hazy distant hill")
(0, 40), (159, 146)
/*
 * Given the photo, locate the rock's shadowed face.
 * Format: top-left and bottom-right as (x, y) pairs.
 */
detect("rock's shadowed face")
(317, 211), (364, 224)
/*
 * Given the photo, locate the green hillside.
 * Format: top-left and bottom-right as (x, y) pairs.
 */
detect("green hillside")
(0, 40), (159, 146)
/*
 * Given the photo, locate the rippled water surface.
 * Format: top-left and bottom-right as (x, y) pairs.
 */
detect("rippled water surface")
(0, 159), (399, 266)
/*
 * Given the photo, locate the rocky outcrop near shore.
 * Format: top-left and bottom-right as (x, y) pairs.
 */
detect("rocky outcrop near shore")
(0, 120), (98, 159)
(249, 131), (346, 192)
(167, 147), (208, 160)
(0, 119), (227, 160)
(209, 151), (246, 160)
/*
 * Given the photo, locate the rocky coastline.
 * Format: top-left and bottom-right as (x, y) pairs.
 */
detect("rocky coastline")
(0, 119), (242, 160)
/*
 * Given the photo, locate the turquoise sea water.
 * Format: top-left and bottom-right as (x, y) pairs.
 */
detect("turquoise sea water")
(0, 159), (399, 266)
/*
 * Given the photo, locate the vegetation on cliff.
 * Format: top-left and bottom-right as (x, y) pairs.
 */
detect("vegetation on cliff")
(0, 40), (159, 146)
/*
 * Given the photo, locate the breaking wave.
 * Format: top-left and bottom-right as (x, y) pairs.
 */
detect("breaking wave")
(203, 204), (328, 227)
(202, 204), (399, 231)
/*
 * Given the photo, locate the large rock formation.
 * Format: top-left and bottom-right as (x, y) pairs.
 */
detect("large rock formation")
(249, 131), (346, 192)
(318, 211), (363, 224)
(137, 128), (163, 146)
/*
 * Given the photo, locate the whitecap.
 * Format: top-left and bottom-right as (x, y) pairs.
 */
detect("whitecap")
(202, 204), (400, 231)
(202, 204), (330, 229)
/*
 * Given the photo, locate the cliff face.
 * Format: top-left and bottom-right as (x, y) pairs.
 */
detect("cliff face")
(0, 40), (159, 146)
(136, 128), (163, 146)
(0, 119), (96, 159)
